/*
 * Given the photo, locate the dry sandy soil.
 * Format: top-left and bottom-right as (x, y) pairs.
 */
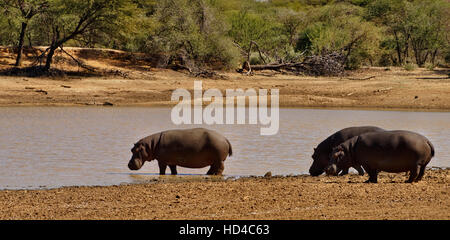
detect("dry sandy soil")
(0, 47), (449, 110)
(0, 169), (448, 220)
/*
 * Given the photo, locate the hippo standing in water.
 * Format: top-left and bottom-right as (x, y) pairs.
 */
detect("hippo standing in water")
(309, 126), (385, 176)
(326, 130), (435, 183)
(128, 128), (232, 175)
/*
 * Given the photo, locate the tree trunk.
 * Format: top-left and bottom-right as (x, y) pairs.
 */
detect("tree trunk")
(431, 49), (438, 65)
(44, 45), (57, 71)
(393, 30), (402, 65)
(404, 33), (410, 61)
(413, 46), (420, 66)
(422, 51), (429, 66)
(15, 22), (28, 67)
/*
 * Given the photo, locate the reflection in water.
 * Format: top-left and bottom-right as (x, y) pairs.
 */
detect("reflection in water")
(0, 107), (448, 189)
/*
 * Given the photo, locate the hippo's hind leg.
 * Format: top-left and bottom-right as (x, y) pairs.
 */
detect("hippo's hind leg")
(406, 165), (421, 183)
(169, 165), (178, 175)
(406, 165), (420, 183)
(414, 165), (426, 182)
(207, 161), (224, 175)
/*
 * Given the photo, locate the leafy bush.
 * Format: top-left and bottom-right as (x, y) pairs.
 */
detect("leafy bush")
(424, 63), (435, 71)
(297, 3), (381, 68)
(403, 63), (417, 71)
(147, 0), (240, 69)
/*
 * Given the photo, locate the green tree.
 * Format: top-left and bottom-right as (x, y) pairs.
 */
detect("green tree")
(228, 8), (290, 63)
(277, 8), (306, 48)
(408, 0), (449, 66)
(0, 0), (48, 66)
(35, 0), (139, 71)
(366, 0), (414, 65)
(148, 0), (239, 69)
(298, 3), (381, 68)
(0, 6), (18, 46)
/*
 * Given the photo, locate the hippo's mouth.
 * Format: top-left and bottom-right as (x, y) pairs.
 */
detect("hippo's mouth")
(309, 169), (324, 176)
(128, 159), (143, 170)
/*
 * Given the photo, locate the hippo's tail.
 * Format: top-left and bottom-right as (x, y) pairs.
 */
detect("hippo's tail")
(427, 140), (435, 158)
(226, 139), (232, 157)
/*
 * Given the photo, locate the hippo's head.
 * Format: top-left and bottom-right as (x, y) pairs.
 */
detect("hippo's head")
(128, 141), (153, 170)
(309, 148), (329, 176)
(326, 145), (350, 176)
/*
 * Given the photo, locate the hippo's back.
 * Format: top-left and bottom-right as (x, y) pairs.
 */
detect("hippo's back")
(358, 130), (431, 151)
(355, 130), (434, 171)
(158, 128), (230, 168)
(310, 126), (384, 176)
(318, 126), (385, 152)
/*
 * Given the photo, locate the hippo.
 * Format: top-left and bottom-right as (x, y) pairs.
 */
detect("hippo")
(309, 126), (385, 176)
(128, 128), (232, 175)
(326, 130), (435, 183)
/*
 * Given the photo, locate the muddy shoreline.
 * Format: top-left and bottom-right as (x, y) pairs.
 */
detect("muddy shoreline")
(0, 169), (448, 220)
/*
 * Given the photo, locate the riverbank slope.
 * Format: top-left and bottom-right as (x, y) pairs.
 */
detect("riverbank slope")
(1, 47), (449, 110)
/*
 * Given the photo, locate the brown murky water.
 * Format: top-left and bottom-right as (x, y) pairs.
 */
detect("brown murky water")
(0, 107), (448, 189)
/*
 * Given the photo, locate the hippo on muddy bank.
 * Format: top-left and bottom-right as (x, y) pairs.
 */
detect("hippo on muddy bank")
(128, 128), (232, 175)
(309, 126), (385, 176)
(326, 130), (435, 183)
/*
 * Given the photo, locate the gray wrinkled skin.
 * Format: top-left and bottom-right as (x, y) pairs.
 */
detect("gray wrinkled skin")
(310, 126), (384, 176)
(327, 130), (435, 183)
(128, 128), (232, 175)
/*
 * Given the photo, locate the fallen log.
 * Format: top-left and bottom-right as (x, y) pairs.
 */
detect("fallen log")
(237, 52), (346, 76)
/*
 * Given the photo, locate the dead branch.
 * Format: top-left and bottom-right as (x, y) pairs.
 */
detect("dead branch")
(232, 41), (248, 56)
(31, 47), (50, 66)
(346, 76), (376, 80)
(58, 46), (96, 72)
(248, 41), (268, 64)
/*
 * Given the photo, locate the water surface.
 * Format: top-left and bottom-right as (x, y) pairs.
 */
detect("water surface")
(0, 107), (448, 189)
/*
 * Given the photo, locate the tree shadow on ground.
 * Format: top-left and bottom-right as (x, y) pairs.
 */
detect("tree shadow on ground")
(0, 66), (123, 78)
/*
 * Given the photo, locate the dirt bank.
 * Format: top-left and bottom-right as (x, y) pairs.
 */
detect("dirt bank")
(0, 169), (448, 220)
(1, 47), (449, 110)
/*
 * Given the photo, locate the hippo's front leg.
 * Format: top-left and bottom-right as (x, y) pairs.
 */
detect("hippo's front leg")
(364, 166), (378, 183)
(354, 165), (365, 176)
(158, 161), (167, 175)
(207, 161), (224, 175)
(169, 165), (177, 175)
(339, 168), (349, 176)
